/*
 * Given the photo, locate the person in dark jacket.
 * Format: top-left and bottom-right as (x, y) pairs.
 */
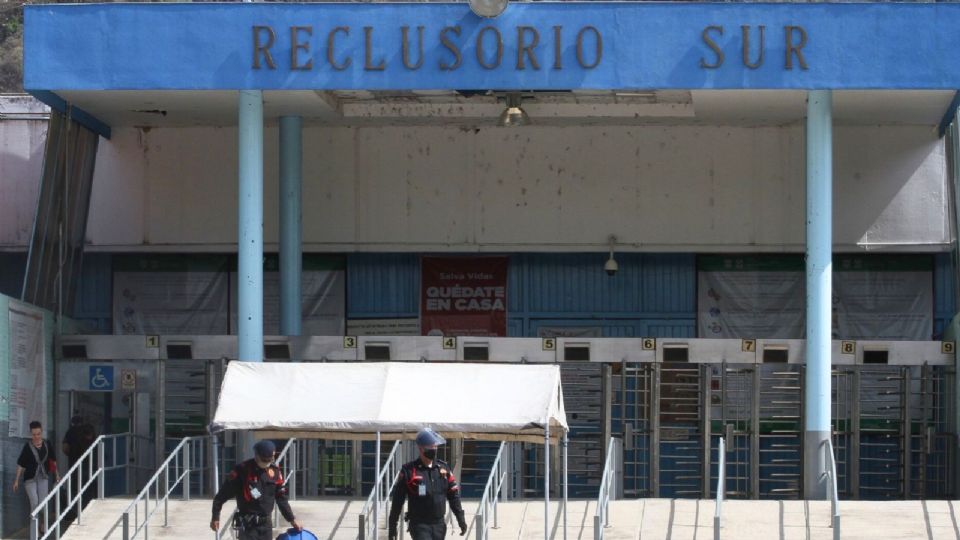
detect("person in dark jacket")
(61, 415), (97, 519)
(13, 421), (60, 534)
(61, 415), (84, 464)
(210, 440), (302, 540)
(389, 428), (467, 540)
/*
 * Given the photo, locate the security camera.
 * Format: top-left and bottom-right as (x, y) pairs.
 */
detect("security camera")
(604, 257), (619, 277)
(604, 235), (619, 276)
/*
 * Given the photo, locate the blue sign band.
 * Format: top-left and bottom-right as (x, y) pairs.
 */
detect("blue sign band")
(24, 3), (960, 91)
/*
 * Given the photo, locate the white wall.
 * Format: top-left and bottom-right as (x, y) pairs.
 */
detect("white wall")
(0, 102), (48, 248)
(10, 122), (953, 252)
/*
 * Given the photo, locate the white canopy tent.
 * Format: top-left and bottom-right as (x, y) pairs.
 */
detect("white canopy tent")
(210, 361), (568, 440)
(209, 361), (570, 540)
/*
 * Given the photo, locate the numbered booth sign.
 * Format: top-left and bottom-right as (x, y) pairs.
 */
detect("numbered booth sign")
(642, 338), (656, 351)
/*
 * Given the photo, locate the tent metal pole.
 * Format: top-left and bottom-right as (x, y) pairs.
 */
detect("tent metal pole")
(562, 432), (568, 540)
(375, 431), (381, 540)
(544, 425), (550, 540)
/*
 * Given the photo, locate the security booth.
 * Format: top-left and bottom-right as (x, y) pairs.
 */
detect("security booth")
(21, 0), (960, 506)
(209, 361), (570, 540)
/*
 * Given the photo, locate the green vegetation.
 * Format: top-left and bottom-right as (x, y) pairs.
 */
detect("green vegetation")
(0, 2), (24, 92)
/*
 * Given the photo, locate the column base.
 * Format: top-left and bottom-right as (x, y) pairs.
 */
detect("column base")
(803, 430), (831, 500)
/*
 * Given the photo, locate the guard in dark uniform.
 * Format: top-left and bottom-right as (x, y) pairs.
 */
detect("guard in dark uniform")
(210, 440), (303, 540)
(389, 428), (468, 540)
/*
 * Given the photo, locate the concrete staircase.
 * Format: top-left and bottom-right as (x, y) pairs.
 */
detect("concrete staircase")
(30, 497), (960, 540)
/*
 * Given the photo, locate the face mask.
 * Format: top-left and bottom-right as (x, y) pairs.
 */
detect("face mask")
(423, 449), (437, 460)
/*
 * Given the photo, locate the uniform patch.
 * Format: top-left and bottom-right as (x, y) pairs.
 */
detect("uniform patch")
(267, 468), (276, 478)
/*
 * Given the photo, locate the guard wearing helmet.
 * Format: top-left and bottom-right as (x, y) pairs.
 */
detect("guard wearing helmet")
(210, 440), (303, 540)
(389, 428), (467, 540)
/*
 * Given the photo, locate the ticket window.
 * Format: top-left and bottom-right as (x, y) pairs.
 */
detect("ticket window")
(662, 344), (689, 363)
(463, 344), (489, 361)
(863, 349), (889, 364)
(763, 347), (789, 364)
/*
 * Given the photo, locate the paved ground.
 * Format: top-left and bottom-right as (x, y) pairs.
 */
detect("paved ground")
(5, 497), (960, 540)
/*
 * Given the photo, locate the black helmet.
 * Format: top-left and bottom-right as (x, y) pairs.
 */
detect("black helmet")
(415, 427), (446, 447)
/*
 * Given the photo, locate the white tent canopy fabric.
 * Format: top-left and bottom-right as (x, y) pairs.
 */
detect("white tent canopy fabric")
(209, 361), (568, 442)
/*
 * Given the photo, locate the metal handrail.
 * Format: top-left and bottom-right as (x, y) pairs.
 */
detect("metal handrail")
(108, 435), (211, 540)
(29, 433), (135, 540)
(475, 442), (509, 540)
(215, 505), (233, 540)
(593, 437), (619, 540)
(821, 438), (841, 540)
(273, 438), (311, 526)
(359, 440), (405, 540)
(713, 437), (725, 540)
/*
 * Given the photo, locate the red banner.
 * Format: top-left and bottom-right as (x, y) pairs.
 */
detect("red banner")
(421, 256), (508, 337)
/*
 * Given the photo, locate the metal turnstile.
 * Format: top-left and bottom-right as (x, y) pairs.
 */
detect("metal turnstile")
(832, 364), (955, 500)
(757, 364), (803, 499)
(910, 364), (953, 499)
(856, 366), (906, 499)
(615, 362), (654, 497)
(518, 362), (606, 498)
(559, 362), (606, 497)
(709, 363), (754, 499)
(658, 363), (705, 498)
(54, 335), (955, 501)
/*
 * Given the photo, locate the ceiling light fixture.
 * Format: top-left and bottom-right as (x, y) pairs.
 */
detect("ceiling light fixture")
(469, 0), (508, 18)
(498, 93), (530, 127)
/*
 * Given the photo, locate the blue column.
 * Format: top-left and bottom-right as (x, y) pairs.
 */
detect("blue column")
(279, 116), (303, 337)
(238, 90), (263, 362)
(804, 89), (832, 499)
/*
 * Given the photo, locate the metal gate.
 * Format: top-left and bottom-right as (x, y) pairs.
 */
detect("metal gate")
(164, 359), (214, 437)
(319, 439), (355, 496)
(830, 364), (955, 500)
(460, 441), (501, 497)
(614, 362), (654, 497)
(560, 362), (605, 497)
(658, 363), (705, 497)
(709, 363), (755, 499)
(910, 364), (954, 498)
(832, 367), (855, 498)
(519, 362), (606, 498)
(613, 361), (953, 500)
(757, 364), (802, 499)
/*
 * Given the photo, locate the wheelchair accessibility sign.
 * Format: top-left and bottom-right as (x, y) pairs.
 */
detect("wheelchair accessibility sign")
(89, 366), (115, 391)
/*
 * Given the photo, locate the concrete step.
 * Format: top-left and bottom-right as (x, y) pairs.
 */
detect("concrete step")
(59, 498), (239, 540)
(36, 497), (960, 540)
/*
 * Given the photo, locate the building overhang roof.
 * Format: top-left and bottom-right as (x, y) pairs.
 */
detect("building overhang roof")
(23, 2), (960, 136)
